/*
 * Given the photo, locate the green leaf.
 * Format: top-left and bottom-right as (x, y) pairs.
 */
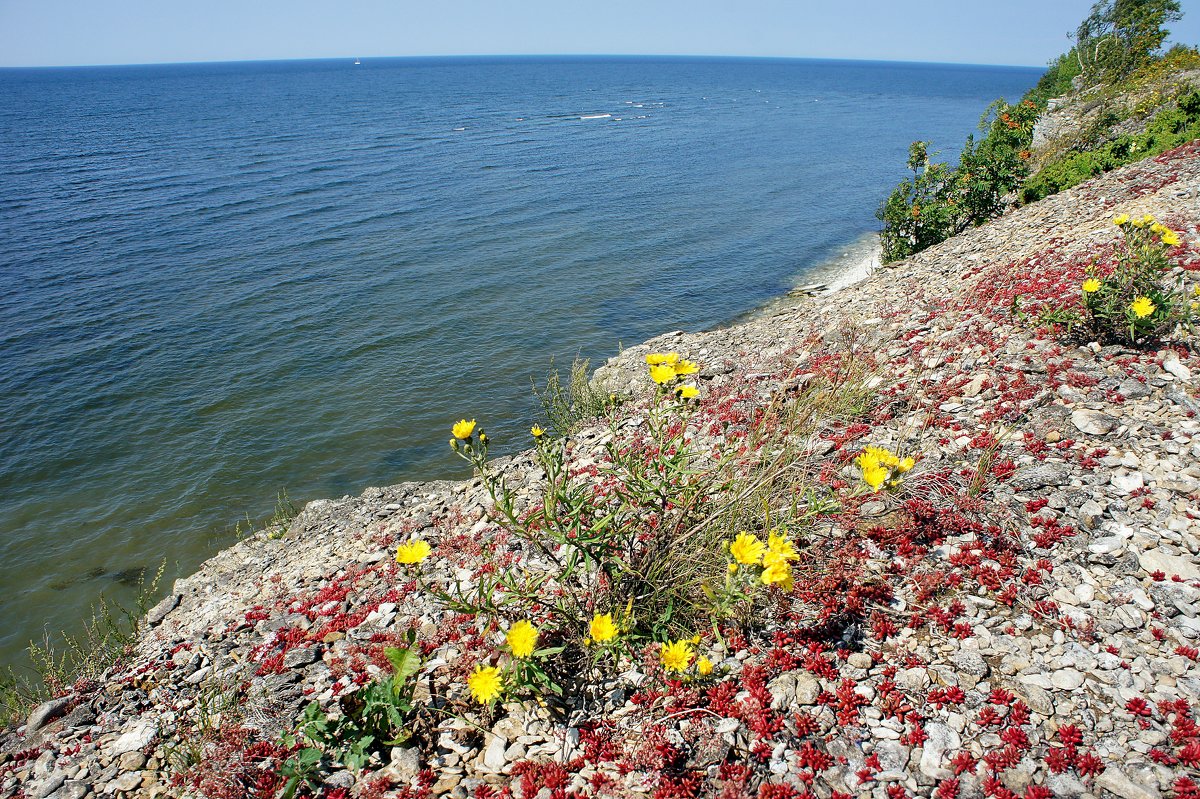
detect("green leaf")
(384, 646), (422, 684)
(382, 730), (414, 746)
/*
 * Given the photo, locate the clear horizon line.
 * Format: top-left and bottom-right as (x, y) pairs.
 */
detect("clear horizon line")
(0, 51), (1048, 72)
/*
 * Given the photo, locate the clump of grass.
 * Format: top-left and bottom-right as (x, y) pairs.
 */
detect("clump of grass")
(395, 344), (912, 708)
(1, 562), (164, 727)
(234, 490), (299, 541)
(533, 356), (615, 436)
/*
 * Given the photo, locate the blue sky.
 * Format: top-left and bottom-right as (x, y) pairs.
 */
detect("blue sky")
(1, 0), (1198, 69)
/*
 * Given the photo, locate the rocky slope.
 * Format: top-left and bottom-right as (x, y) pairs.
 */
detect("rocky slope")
(1028, 69), (1200, 170)
(3, 141), (1200, 799)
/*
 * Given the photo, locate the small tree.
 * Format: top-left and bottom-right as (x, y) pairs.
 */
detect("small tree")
(1074, 0), (1183, 82)
(876, 99), (1038, 264)
(876, 142), (958, 263)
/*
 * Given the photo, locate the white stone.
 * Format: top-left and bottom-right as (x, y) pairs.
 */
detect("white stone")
(715, 718), (740, 734)
(479, 733), (509, 773)
(1095, 768), (1159, 799)
(1071, 409), (1117, 435)
(1018, 673), (1054, 689)
(1110, 471), (1145, 494)
(111, 721), (156, 755)
(1162, 353), (1193, 381)
(1050, 669), (1085, 690)
(1139, 550), (1200, 581)
(919, 722), (961, 780)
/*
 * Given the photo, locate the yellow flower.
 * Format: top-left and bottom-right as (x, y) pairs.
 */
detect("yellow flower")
(696, 656), (714, 676)
(767, 531), (799, 562)
(467, 664), (503, 704)
(589, 613), (618, 643)
(649, 364), (676, 384)
(395, 539), (432, 565)
(1131, 215), (1147, 229)
(861, 461), (889, 491)
(729, 532), (766, 566)
(760, 555), (794, 591)
(1162, 230), (1181, 247)
(452, 419), (476, 439)
(506, 620), (538, 658)
(660, 639), (694, 672)
(859, 445), (899, 469)
(673, 359), (699, 376)
(676, 384), (699, 400)
(1130, 296), (1156, 319)
(1113, 214), (1129, 226)
(645, 352), (680, 366)
(1081, 278), (1101, 293)
(1151, 222), (1168, 236)
(897, 456), (915, 473)
(530, 425), (545, 438)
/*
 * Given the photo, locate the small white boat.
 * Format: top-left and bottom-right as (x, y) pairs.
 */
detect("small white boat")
(354, 58), (361, 65)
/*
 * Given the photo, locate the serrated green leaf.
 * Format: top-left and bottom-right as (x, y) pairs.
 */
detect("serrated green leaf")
(384, 646), (421, 684)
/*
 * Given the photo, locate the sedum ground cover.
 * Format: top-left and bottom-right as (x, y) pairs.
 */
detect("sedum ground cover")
(3, 142), (1200, 799)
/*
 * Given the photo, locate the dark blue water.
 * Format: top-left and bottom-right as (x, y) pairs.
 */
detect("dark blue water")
(0, 56), (1040, 668)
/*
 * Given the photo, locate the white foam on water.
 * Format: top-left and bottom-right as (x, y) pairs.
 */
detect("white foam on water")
(746, 231), (881, 322)
(807, 232), (881, 294)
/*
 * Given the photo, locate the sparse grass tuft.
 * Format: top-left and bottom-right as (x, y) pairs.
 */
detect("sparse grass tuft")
(234, 490), (299, 541)
(1, 562), (164, 727)
(533, 356), (615, 436)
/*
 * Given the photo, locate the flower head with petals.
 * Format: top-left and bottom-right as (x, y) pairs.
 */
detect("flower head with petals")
(589, 613), (618, 643)
(660, 639), (694, 672)
(396, 540), (432, 565)
(468, 665), (503, 704)
(760, 555), (795, 591)
(1130, 296), (1156, 319)
(506, 620), (538, 658)
(729, 532), (765, 565)
(649, 364), (676, 385)
(767, 531), (798, 562)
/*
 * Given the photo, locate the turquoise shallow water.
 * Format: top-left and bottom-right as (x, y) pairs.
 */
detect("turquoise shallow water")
(0, 55), (1040, 669)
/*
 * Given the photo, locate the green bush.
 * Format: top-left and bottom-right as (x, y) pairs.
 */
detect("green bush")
(877, 99), (1038, 263)
(877, 3), (1195, 261)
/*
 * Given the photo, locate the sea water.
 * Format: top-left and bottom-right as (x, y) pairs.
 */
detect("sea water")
(0, 56), (1040, 669)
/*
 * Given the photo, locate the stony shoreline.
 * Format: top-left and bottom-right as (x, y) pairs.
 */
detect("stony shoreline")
(3, 141), (1200, 799)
